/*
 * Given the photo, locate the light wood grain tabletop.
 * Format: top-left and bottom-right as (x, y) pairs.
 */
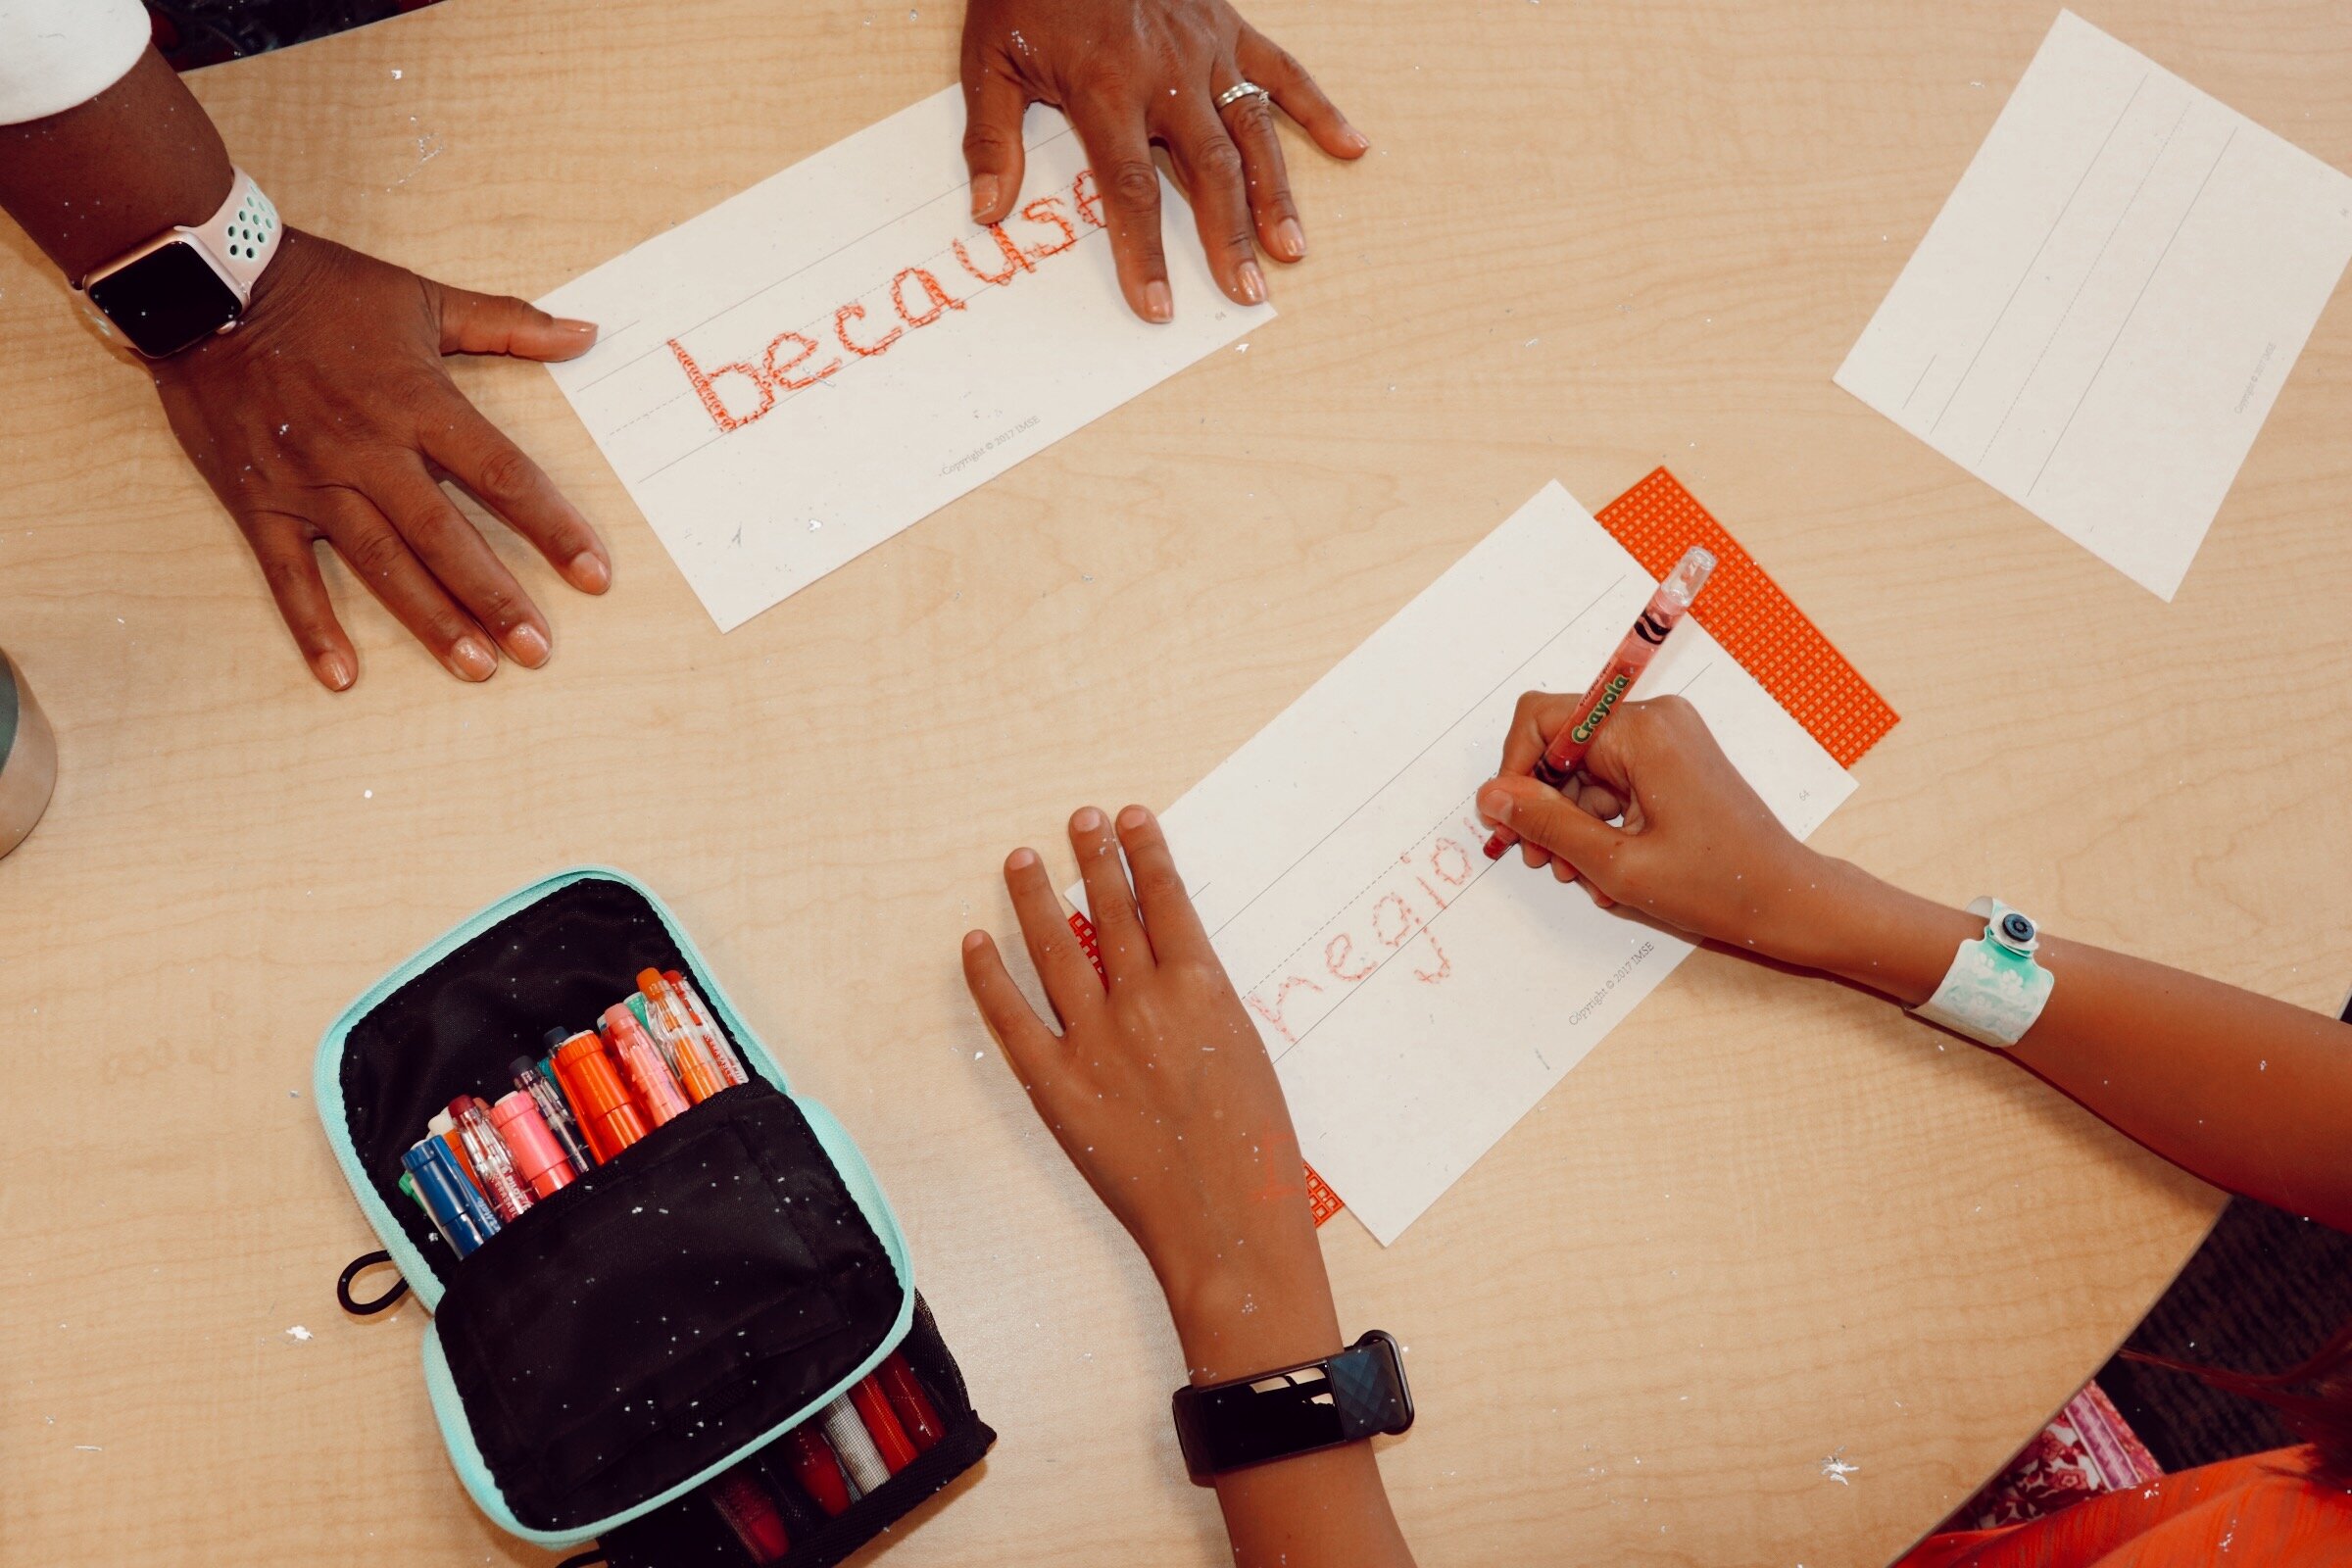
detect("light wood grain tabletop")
(3, 2), (2347, 1564)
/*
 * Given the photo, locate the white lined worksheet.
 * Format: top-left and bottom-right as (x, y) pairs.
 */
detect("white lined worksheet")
(540, 89), (1266, 631)
(1837, 10), (2352, 599)
(1078, 485), (1855, 1245)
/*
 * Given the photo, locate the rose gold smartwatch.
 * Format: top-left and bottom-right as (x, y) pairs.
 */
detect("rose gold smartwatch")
(74, 168), (281, 359)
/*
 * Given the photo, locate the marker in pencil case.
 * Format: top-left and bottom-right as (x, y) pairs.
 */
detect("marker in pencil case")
(510, 1055), (594, 1176)
(847, 1376), (920, 1473)
(552, 1027), (649, 1162)
(451, 1096), (535, 1221)
(818, 1396), (893, 1494)
(707, 1470), (791, 1564)
(601, 1003), (690, 1125)
(638, 967), (729, 1102)
(402, 1139), (498, 1257)
(665, 969), (749, 1086)
(490, 1091), (575, 1199)
(876, 1353), (945, 1451)
(1483, 544), (1716, 859)
(779, 1427), (855, 1516)
(426, 1108), (479, 1190)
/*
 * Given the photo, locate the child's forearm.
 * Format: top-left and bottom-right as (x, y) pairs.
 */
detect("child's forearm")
(1785, 858), (2352, 1230)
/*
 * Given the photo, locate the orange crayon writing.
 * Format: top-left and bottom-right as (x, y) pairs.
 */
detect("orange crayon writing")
(890, 267), (966, 328)
(1019, 196), (1078, 260)
(1246, 824), (1488, 1049)
(954, 220), (1034, 288)
(669, 338), (773, 432)
(834, 300), (902, 359)
(669, 171), (1103, 436)
(763, 329), (840, 392)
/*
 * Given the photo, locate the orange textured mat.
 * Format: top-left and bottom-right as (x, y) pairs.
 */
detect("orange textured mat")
(1596, 467), (1898, 768)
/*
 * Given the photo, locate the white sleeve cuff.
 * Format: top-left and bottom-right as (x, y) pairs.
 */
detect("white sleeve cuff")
(0, 0), (152, 126)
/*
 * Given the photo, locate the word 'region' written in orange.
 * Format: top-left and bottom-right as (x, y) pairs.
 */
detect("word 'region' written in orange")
(666, 172), (1106, 434)
(1242, 814), (1486, 1053)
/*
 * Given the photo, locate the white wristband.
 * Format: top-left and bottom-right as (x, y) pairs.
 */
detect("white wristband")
(181, 168), (282, 303)
(1910, 898), (2053, 1049)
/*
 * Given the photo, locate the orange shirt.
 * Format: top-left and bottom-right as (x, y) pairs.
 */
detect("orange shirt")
(1898, 1447), (2352, 1568)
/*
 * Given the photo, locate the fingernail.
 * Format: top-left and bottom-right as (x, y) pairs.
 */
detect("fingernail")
(568, 551), (611, 593)
(451, 637), (498, 681)
(1237, 262), (1268, 305)
(1072, 807), (1103, 832)
(1006, 848), (1039, 871)
(1480, 790), (1512, 823)
(970, 174), (999, 220)
(962, 930), (987, 953)
(510, 623), (551, 668)
(556, 318), (599, 340)
(1143, 281), (1174, 322)
(317, 651), (355, 691)
(1117, 805), (1149, 830)
(1341, 123), (1371, 153)
(1274, 219), (1306, 261)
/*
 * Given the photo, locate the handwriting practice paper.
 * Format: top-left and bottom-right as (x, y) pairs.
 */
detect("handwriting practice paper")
(1080, 485), (1855, 1245)
(539, 88), (1267, 631)
(1837, 10), (2352, 600)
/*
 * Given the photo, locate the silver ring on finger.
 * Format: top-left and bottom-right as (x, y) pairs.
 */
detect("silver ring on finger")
(1214, 79), (1270, 112)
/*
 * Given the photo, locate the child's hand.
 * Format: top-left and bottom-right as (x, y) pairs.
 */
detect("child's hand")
(1477, 695), (1833, 963)
(961, 805), (1341, 1381)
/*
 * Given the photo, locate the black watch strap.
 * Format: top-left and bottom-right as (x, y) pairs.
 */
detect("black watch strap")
(1170, 1330), (1414, 1485)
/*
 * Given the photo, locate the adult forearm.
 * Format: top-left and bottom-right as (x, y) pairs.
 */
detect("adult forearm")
(0, 47), (231, 280)
(1787, 858), (2352, 1229)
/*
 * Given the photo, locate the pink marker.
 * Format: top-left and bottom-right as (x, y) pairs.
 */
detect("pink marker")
(601, 1003), (690, 1125)
(1483, 545), (1714, 859)
(490, 1091), (577, 1200)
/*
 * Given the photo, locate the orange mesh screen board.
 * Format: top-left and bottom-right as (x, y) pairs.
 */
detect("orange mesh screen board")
(1595, 468), (1897, 769)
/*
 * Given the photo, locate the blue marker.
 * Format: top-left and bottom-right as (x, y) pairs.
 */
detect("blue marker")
(402, 1139), (500, 1257)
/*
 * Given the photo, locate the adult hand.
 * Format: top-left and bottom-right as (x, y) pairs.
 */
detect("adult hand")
(961, 804), (1340, 1381)
(1476, 694), (1833, 964)
(958, 0), (1368, 322)
(150, 228), (610, 690)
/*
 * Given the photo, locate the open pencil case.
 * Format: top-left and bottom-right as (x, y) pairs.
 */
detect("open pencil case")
(314, 867), (995, 1566)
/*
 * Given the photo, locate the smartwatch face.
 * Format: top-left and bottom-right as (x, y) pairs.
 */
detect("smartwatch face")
(85, 238), (242, 358)
(1188, 1367), (1356, 1470)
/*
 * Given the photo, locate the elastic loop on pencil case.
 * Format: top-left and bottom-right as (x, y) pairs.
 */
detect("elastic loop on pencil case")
(336, 1250), (410, 1316)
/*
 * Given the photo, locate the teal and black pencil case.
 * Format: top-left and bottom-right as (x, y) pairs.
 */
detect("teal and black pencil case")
(313, 867), (994, 1566)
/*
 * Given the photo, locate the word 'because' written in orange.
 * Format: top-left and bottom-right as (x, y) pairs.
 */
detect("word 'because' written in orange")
(667, 171), (1108, 435)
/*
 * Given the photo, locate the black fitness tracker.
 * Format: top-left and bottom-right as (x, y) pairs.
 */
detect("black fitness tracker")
(1171, 1330), (1414, 1484)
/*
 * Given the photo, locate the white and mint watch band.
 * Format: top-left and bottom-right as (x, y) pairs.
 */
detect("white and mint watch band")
(1910, 897), (2053, 1048)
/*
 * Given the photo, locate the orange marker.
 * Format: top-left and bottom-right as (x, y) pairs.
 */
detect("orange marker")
(552, 1029), (649, 1162)
(638, 968), (728, 1102)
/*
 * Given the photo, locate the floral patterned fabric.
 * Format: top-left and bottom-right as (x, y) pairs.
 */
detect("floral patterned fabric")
(1951, 1384), (2168, 1531)
(144, 0), (445, 70)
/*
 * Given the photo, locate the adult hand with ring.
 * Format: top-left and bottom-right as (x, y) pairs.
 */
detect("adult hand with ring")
(957, 0), (1370, 321)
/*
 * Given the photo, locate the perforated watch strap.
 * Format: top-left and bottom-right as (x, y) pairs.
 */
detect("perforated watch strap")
(180, 169), (281, 300)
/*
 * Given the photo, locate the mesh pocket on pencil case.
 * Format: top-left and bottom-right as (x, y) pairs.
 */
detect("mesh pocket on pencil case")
(431, 1079), (904, 1533)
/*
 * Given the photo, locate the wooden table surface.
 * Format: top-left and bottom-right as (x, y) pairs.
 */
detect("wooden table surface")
(4, 2), (2348, 1564)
